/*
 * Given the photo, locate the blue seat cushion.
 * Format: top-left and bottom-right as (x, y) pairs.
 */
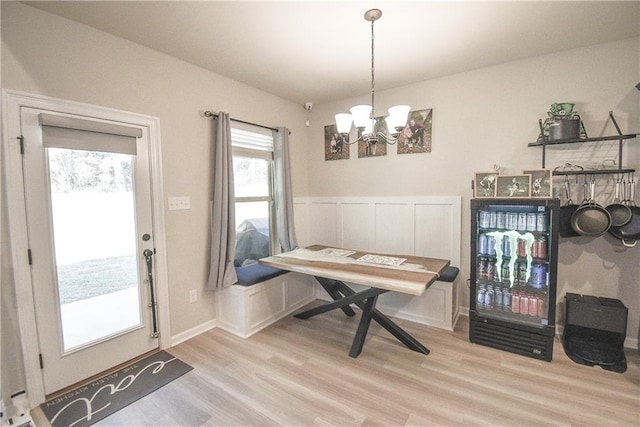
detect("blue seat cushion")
(438, 266), (459, 283)
(235, 263), (287, 286)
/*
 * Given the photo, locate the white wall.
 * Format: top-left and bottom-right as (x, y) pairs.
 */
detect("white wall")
(308, 37), (640, 345)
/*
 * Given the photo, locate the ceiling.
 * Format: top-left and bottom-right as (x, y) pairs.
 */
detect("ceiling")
(23, 1), (640, 106)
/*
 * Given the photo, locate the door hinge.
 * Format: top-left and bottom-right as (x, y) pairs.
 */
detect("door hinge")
(17, 135), (25, 155)
(39, 353), (44, 369)
(27, 249), (33, 265)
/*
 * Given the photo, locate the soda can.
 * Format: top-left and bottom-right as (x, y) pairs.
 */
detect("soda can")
(476, 288), (486, 307)
(536, 212), (548, 232)
(497, 212), (506, 229)
(517, 238), (527, 258)
(537, 297), (547, 317)
(534, 236), (548, 259)
(489, 211), (497, 229)
(529, 296), (539, 316)
(526, 213), (537, 231)
(501, 264), (511, 285)
(512, 293), (521, 314)
(487, 236), (497, 256)
(479, 210), (490, 228)
(503, 289), (511, 312)
(518, 262), (528, 285)
(478, 233), (488, 255)
(477, 257), (488, 279)
(507, 212), (518, 230)
(520, 295), (529, 315)
(501, 235), (511, 258)
(517, 213), (527, 230)
(486, 258), (495, 281)
(530, 264), (547, 288)
(495, 287), (503, 308)
(484, 289), (495, 308)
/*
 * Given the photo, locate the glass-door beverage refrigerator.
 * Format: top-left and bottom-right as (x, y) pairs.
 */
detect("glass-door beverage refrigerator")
(469, 198), (560, 361)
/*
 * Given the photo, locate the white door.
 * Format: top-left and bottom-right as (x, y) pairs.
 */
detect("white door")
(19, 107), (159, 395)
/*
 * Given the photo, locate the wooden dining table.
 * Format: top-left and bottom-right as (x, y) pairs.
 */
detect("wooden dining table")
(260, 245), (450, 358)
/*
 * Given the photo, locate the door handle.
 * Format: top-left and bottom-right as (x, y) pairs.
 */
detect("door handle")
(143, 249), (160, 339)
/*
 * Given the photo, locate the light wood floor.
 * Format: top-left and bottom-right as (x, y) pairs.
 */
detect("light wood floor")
(33, 301), (639, 426)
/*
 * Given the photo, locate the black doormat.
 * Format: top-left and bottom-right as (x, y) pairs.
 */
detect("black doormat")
(40, 350), (193, 427)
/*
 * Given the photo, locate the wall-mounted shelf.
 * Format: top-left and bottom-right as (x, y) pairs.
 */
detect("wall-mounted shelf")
(528, 111), (638, 174)
(528, 133), (637, 147)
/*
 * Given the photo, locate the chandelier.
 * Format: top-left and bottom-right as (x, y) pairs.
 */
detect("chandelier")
(334, 9), (410, 145)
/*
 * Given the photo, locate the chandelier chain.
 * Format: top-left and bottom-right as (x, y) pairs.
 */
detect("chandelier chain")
(370, 18), (376, 120)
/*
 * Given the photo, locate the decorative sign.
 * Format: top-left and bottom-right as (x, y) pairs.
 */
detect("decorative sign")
(523, 169), (553, 198)
(475, 172), (499, 198)
(496, 175), (532, 198)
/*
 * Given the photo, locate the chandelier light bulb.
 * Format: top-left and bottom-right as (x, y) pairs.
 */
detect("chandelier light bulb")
(335, 113), (353, 135)
(350, 105), (373, 129)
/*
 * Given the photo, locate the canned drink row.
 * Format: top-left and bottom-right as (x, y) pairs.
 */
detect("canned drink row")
(478, 210), (548, 232)
(477, 284), (547, 317)
(476, 257), (548, 287)
(476, 284), (512, 311)
(478, 234), (548, 260)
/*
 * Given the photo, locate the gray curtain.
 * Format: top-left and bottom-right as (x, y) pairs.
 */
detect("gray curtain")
(273, 127), (298, 252)
(207, 112), (238, 290)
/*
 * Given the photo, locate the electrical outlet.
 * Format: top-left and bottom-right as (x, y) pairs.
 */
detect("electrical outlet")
(168, 196), (191, 210)
(189, 289), (197, 303)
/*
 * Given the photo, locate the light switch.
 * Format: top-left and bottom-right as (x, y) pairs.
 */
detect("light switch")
(168, 196), (190, 210)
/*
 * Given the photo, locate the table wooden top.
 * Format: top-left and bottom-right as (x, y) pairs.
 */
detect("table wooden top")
(260, 245), (450, 296)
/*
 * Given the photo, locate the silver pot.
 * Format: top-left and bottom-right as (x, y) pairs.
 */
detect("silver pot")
(549, 118), (581, 140)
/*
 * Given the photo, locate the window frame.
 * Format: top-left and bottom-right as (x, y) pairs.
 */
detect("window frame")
(231, 128), (277, 260)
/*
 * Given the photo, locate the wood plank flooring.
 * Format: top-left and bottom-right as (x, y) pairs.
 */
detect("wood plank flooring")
(32, 301), (639, 426)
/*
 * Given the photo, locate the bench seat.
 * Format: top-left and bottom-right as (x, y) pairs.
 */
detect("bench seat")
(235, 263), (287, 286)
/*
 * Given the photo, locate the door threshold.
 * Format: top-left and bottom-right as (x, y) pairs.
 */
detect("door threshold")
(44, 348), (160, 401)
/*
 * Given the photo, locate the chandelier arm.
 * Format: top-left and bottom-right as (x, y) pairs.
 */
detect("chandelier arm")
(376, 132), (399, 145)
(342, 135), (363, 145)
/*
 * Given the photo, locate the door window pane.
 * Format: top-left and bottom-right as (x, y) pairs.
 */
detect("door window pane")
(47, 148), (142, 351)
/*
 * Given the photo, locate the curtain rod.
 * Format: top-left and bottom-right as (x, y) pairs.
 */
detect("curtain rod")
(203, 111), (279, 133)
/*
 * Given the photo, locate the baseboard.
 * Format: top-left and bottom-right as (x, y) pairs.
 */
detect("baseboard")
(170, 319), (217, 347)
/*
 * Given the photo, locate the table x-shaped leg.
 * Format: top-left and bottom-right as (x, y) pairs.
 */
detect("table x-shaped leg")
(295, 277), (430, 358)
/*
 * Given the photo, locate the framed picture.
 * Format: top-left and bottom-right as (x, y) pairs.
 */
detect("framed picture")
(357, 116), (387, 158)
(324, 124), (349, 161)
(397, 108), (432, 154)
(474, 172), (498, 198)
(496, 175), (531, 198)
(523, 169), (553, 198)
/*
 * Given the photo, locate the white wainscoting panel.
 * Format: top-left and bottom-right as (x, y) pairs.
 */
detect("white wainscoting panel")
(341, 203), (370, 250)
(293, 197), (462, 330)
(217, 272), (316, 338)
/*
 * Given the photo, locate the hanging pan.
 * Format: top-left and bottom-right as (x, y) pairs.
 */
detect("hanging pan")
(608, 176), (640, 248)
(570, 175), (611, 237)
(559, 176), (580, 237)
(605, 177), (632, 227)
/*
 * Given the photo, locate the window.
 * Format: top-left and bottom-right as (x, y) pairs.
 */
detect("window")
(231, 124), (275, 266)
